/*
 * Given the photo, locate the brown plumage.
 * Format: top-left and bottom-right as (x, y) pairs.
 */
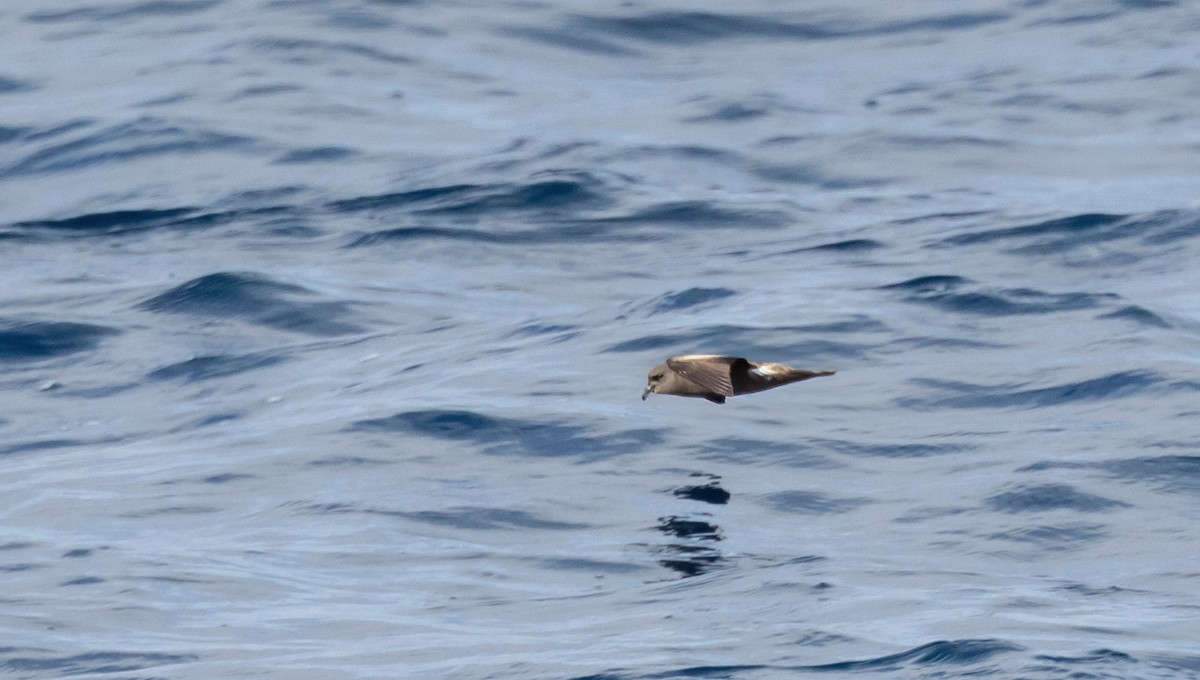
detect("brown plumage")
(642, 354), (835, 404)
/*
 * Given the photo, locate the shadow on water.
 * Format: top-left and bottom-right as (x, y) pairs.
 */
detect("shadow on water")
(348, 409), (662, 460)
(673, 475), (731, 505)
(653, 516), (725, 578)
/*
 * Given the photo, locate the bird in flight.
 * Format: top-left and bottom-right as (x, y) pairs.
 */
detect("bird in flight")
(642, 355), (835, 404)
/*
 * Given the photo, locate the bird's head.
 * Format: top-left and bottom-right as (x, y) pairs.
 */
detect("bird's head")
(642, 365), (667, 400)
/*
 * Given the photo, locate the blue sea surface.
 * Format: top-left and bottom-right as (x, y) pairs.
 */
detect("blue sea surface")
(3, 1), (1200, 678)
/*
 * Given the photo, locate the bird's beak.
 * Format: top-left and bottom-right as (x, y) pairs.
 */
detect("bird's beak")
(641, 385), (652, 401)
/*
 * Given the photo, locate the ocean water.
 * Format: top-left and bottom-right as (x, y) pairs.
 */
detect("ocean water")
(3, 1), (1200, 678)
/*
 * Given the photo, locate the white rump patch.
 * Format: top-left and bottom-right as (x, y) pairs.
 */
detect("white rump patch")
(751, 363), (787, 376)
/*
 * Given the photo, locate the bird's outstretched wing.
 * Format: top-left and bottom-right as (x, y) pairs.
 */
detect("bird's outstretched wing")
(667, 355), (747, 397)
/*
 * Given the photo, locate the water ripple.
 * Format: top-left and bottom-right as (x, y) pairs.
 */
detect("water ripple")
(3, 116), (255, 177)
(0, 320), (117, 362)
(985, 483), (1131, 513)
(349, 409), (661, 460)
(901, 370), (1168, 409)
(138, 272), (363, 336)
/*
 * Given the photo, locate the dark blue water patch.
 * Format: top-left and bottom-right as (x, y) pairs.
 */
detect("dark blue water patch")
(939, 213), (1126, 248)
(349, 409), (661, 459)
(685, 101), (770, 123)
(0, 563), (40, 573)
(806, 638), (1023, 672)
(761, 489), (867, 514)
(338, 196), (759, 248)
(417, 178), (606, 215)
(0, 650), (196, 675)
(784, 238), (885, 253)
(1098, 305), (1172, 328)
(0, 542), (35, 551)
(562, 10), (1010, 47)
(347, 225), (510, 247)
(146, 353), (285, 382)
(649, 287), (737, 314)
(0, 321), (117, 362)
(1029, 649), (1137, 675)
(1139, 209), (1200, 246)
(901, 370), (1167, 410)
(890, 210), (995, 225)
(760, 167), (889, 190)
(3, 116), (255, 177)
(202, 472), (254, 484)
(60, 576), (104, 586)
(584, 638), (1024, 678)
(0, 76), (32, 95)
(506, 323), (580, 341)
(984, 483), (1131, 513)
(327, 183), (483, 212)
(936, 210), (1200, 262)
(884, 134), (1008, 149)
(62, 548), (93, 558)
(879, 275), (1117, 315)
(24, 0), (219, 23)
(0, 438), (87, 457)
(1058, 583), (1141, 596)
(1100, 455), (1200, 495)
(987, 522), (1108, 548)
(1144, 653), (1200, 675)
(138, 272), (363, 336)
(880, 274), (971, 292)
(13, 204), (301, 239)
(0, 126), (28, 144)
(565, 11), (835, 45)
(14, 207), (195, 234)
(596, 201), (790, 230)
(331, 173), (610, 217)
(197, 411), (246, 427)
(273, 146), (359, 164)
